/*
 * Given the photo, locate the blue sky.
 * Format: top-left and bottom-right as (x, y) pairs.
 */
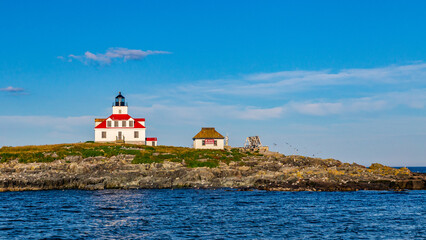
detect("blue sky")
(1, 1), (426, 166)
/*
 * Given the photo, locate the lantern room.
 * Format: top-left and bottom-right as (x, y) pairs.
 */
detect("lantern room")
(112, 92), (128, 114)
(114, 92), (127, 106)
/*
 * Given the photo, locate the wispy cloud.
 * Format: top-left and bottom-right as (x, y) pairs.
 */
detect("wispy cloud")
(286, 88), (426, 116)
(287, 98), (387, 116)
(129, 86), (426, 123)
(61, 47), (171, 65)
(0, 86), (27, 95)
(0, 86), (25, 93)
(0, 115), (94, 146)
(179, 63), (426, 96)
(132, 103), (285, 124)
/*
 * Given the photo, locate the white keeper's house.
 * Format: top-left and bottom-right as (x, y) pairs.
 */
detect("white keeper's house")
(94, 92), (157, 146)
(193, 127), (225, 150)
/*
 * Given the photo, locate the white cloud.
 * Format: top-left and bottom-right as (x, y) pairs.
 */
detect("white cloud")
(289, 102), (344, 116)
(63, 48), (171, 65)
(286, 89), (426, 116)
(0, 86), (25, 93)
(290, 98), (389, 116)
(132, 103), (284, 123)
(129, 87), (426, 122)
(0, 115), (92, 129)
(237, 106), (284, 120)
(0, 116), (94, 147)
(179, 63), (426, 96)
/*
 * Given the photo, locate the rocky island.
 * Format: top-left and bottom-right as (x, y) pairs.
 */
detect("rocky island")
(0, 143), (424, 192)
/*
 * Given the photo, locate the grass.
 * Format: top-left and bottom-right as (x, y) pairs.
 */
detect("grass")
(130, 146), (251, 168)
(0, 143), (260, 167)
(0, 143), (149, 163)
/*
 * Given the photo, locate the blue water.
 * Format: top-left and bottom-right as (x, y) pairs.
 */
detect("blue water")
(0, 190), (425, 239)
(404, 167), (426, 173)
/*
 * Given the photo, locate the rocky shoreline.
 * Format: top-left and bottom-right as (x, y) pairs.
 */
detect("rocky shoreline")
(1, 153), (425, 192)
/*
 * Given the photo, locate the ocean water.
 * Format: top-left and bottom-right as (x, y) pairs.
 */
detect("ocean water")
(0, 189), (425, 239)
(404, 167), (426, 173)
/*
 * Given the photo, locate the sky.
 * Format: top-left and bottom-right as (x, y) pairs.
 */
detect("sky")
(0, 0), (425, 166)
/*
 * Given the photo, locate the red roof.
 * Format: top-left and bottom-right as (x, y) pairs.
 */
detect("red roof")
(146, 137), (157, 141)
(134, 121), (146, 129)
(95, 121), (107, 128)
(95, 114), (146, 129)
(109, 114), (132, 120)
(134, 118), (145, 122)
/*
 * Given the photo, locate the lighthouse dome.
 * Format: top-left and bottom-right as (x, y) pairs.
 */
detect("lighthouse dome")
(114, 92), (126, 106)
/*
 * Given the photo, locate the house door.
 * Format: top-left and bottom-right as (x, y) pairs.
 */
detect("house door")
(118, 131), (122, 140)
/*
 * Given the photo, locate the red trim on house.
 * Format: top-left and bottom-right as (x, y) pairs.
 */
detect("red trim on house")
(109, 114), (132, 120)
(95, 114), (146, 129)
(134, 121), (146, 129)
(95, 121), (107, 128)
(134, 118), (145, 122)
(146, 137), (157, 141)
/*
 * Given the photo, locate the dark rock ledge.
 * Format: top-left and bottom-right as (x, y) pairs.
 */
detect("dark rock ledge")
(1, 154), (425, 192)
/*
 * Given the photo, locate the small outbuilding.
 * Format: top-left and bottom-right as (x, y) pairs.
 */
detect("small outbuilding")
(193, 127), (225, 150)
(145, 137), (158, 146)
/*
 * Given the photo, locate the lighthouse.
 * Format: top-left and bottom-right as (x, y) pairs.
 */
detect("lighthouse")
(94, 92), (157, 146)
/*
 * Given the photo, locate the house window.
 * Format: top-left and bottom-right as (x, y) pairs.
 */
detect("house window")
(107, 121), (111, 127)
(214, 140), (217, 146)
(122, 121), (126, 127)
(102, 131), (106, 138)
(134, 131), (139, 138)
(129, 121), (134, 127)
(202, 140), (205, 146)
(114, 121), (118, 127)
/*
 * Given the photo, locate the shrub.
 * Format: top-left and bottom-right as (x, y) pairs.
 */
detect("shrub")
(0, 153), (19, 163)
(132, 153), (163, 164)
(81, 149), (104, 158)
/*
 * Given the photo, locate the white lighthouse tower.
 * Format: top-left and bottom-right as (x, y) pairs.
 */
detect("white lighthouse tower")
(94, 92), (157, 146)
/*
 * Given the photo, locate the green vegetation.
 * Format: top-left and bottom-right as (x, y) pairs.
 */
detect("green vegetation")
(0, 143), (148, 163)
(130, 146), (254, 168)
(368, 163), (411, 176)
(0, 143), (260, 167)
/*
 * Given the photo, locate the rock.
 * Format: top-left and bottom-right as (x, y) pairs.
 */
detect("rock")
(0, 153), (425, 192)
(65, 156), (82, 162)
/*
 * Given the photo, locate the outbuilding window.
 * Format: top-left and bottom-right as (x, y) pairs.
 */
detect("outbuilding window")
(134, 131), (139, 138)
(214, 140), (217, 146)
(122, 121), (126, 127)
(114, 121), (118, 127)
(129, 121), (134, 127)
(202, 140), (205, 146)
(107, 121), (111, 127)
(102, 132), (106, 138)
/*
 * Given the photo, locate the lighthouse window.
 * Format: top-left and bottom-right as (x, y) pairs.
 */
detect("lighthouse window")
(101, 132), (106, 138)
(122, 121), (126, 127)
(129, 121), (134, 127)
(107, 121), (111, 127)
(134, 131), (139, 138)
(114, 121), (118, 127)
